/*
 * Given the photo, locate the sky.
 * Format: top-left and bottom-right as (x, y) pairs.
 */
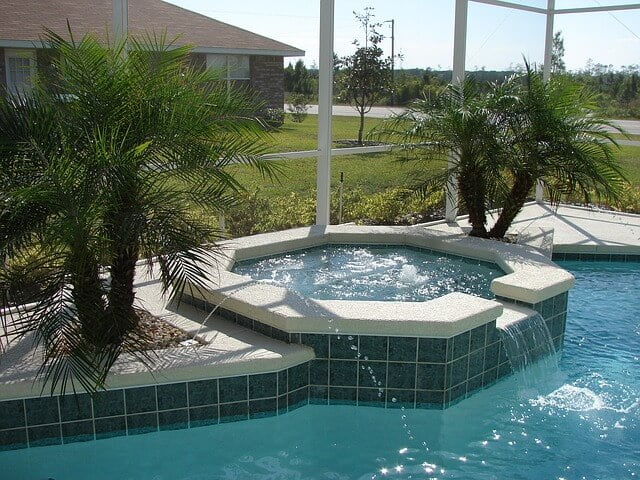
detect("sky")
(169, 0), (640, 71)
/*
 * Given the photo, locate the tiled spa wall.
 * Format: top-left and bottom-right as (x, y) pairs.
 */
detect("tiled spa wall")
(0, 365), (310, 451)
(0, 291), (568, 451)
(184, 289), (569, 407)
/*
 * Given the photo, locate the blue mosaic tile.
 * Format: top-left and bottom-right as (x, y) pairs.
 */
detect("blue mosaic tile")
(301, 334), (328, 358)
(554, 292), (568, 314)
(469, 324), (486, 352)
(157, 383), (187, 411)
(310, 359), (329, 385)
(236, 314), (253, 329)
(61, 420), (94, 443)
(309, 386), (329, 404)
(388, 337), (418, 362)
(467, 375), (483, 395)
(0, 400), (25, 430)
(452, 331), (470, 359)
(249, 399), (278, 419)
(272, 328), (289, 343)
(189, 405), (218, 428)
(217, 306), (236, 322)
(417, 337), (448, 363)
(359, 335), (388, 361)
(288, 363), (309, 391)
(328, 387), (357, 405)
(483, 367), (499, 387)
(468, 349), (485, 379)
(127, 412), (158, 435)
(277, 394), (288, 414)
(28, 424), (61, 447)
(498, 362), (512, 379)
(330, 335), (359, 359)
(93, 390), (125, 418)
(287, 387), (309, 411)
(219, 402), (249, 423)
(447, 383), (467, 405)
(0, 428), (27, 451)
(387, 389), (415, 408)
(219, 376), (248, 403)
(25, 397), (59, 426)
(357, 387), (386, 406)
(125, 386), (157, 414)
(416, 390), (445, 409)
(188, 379), (218, 407)
(417, 363), (446, 390)
(358, 360), (386, 389)
(541, 297), (555, 318)
(387, 362), (417, 390)
(449, 356), (469, 388)
(485, 321), (500, 345)
(59, 394), (92, 422)
(552, 313), (567, 338)
(253, 320), (272, 338)
(249, 373), (277, 399)
(158, 409), (188, 431)
(329, 360), (358, 387)
(277, 370), (288, 396)
(484, 342), (500, 371)
(94, 416), (127, 439)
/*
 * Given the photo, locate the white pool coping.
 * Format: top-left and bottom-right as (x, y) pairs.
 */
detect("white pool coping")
(191, 225), (574, 339)
(0, 275), (314, 401)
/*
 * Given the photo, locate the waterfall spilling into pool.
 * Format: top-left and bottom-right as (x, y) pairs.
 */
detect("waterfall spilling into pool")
(498, 313), (558, 388)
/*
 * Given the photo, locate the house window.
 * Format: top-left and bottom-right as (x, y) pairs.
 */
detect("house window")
(5, 49), (36, 96)
(206, 54), (250, 81)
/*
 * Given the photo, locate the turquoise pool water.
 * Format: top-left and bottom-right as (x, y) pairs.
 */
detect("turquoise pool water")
(1, 261), (638, 479)
(232, 245), (504, 301)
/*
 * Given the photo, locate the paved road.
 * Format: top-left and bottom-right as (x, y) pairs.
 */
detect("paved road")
(289, 104), (640, 145)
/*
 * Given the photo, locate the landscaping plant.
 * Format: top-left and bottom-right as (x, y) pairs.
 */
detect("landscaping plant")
(0, 31), (274, 393)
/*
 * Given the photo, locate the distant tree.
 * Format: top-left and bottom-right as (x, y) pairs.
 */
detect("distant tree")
(284, 60), (314, 95)
(551, 31), (566, 74)
(336, 8), (393, 144)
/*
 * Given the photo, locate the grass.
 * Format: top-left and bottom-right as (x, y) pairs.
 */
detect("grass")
(229, 150), (439, 198)
(241, 115), (640, 201)
(263, 114), (386, 153)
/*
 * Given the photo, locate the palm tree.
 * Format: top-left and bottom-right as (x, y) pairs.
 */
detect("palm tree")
(0, 31), (275, 393)
(373, 79), (509, 237)
(488, 65), (626, 239)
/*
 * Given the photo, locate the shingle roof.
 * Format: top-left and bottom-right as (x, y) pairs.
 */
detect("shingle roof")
(0, 0), (304, 56)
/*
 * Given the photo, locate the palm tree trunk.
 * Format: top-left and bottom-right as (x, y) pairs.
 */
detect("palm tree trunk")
(105, 243), (139, 343)
(458, 168), (488, 238)
(488, 174), (535, 239)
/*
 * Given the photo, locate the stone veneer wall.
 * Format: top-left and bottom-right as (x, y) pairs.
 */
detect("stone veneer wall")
(250, 55), (284, 110)
(0, 291), (569, 451)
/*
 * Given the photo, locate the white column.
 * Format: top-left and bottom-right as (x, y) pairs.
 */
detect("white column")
(316, 0), (334, 226)
(536, 0), (555, 203)
(112, 0), (129, 43)
(447, 0), (468, 222)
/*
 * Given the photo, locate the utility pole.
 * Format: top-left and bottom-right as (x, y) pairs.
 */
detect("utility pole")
(384, 19), (395, 105)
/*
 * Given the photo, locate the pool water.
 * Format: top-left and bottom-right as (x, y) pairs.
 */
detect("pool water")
(232, 245), (504, 301)
(1, 261), (638, 479)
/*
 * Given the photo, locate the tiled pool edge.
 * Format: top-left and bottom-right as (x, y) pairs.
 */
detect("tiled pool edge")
(0, 290), (568, 452)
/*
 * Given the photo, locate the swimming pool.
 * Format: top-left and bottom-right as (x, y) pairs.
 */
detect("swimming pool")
(232, 244), (504, 301)
(0, 260), (637, 479)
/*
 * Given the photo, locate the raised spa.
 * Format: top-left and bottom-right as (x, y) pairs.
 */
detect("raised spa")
(232, 244), (505, 301)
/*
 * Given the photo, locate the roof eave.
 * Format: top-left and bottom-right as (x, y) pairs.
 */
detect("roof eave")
(0, 39), (304, 57)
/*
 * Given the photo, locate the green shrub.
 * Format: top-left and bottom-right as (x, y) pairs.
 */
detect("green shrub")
(287, 93), (310, 123)
(262, 108), (285, 129)
(224, 187), (445, 238)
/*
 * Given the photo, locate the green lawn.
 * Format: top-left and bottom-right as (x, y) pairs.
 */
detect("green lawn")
(264, 114), (386, 153)
(244, 115), (640, 200)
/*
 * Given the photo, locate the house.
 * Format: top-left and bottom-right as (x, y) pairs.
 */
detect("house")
(0, 0), (304, 109)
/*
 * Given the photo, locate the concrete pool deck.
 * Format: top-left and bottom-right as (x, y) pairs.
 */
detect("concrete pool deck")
(429, 202), (640, 256)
